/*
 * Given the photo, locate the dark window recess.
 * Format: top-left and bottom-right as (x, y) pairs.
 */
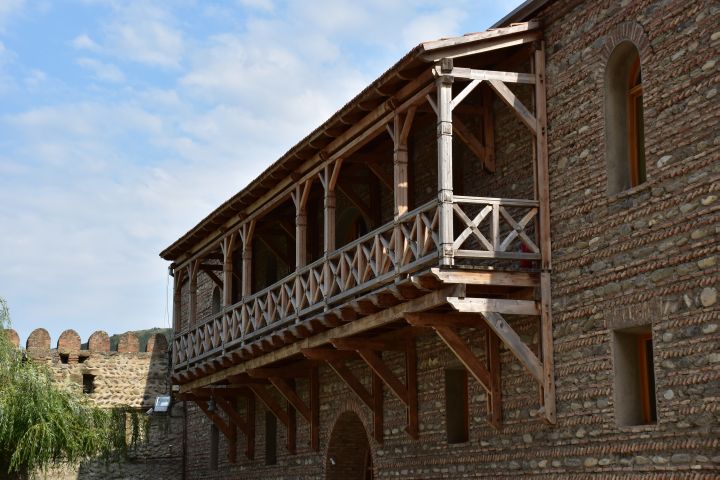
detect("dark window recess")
(209, 424), (219, 470)
(265, 411), (277, 465)
(612, 325), (657, 426)
(445, 369), (469, 444)
(82, 374), (95, 394)
(78, 355), (89, 364)
(212, 287), (222, 315)
(60, 353), (69, 364)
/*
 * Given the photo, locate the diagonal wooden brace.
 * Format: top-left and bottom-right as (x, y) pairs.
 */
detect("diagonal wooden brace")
(406, 313), (502, 429)
(332, 338), (418, 439)
(247, 384), (295, 454)
(302, 347), (384, 444)
(196, 399), (237, 463)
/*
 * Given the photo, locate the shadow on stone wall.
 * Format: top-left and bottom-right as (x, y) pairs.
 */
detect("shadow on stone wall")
(5, 328), (183, 480)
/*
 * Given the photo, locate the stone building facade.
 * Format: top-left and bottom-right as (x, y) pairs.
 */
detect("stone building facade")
(8, 328), (183, 480)
(162, 0), (719, 478)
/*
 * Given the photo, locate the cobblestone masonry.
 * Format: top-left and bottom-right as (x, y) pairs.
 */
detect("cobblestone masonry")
(9, 329), (184, 480)
(176, 0), (719, 478)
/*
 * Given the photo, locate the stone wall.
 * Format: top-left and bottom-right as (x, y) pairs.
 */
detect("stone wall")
(176, 0), (719, 478)
(9, 328), (184, 480)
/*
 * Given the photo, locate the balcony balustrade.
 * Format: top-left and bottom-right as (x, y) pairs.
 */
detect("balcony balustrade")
(172, 195), (540, 370)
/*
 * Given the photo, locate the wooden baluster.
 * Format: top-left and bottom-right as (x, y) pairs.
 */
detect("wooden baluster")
(436, 58), (454, 267)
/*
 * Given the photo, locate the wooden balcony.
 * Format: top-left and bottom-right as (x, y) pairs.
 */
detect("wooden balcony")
(164, 22), (557, 443)
(172, 196), (540, 371)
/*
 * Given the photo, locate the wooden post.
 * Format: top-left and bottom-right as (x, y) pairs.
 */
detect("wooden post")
(436, 58), (455, 267)
(294, 184), (308, 269)
(393, 108), (415, 270)
(322, 160), (341, 298)
(221, 234), (237, 306)
(323, 164), (337, 255)
(186, 259), (200, 327)
(534, 43), (556, 425)
(172, 268), (183, 331)
(240, 221), (256, 298)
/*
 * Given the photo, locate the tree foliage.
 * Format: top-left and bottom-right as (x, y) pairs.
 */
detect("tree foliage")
(0, 298), (129, 479)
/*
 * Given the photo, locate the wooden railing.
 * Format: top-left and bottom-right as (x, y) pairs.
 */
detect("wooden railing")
(173, 196), (540, 370)
(452, 196), (540, 261)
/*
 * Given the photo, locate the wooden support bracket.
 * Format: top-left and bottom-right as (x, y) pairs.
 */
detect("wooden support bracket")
(247, 384), (295, 454)
(331, 338), (418, 439)
(196, 399), (237, 463)
(405, 313), (501, 429)
(302, 347), (384, 444)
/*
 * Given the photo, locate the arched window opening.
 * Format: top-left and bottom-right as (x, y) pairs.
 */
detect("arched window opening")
(211, 286), (222, 315)
(605, 41), (646, 195)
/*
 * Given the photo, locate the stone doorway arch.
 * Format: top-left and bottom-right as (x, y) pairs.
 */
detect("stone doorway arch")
(325, 411), (373, 480)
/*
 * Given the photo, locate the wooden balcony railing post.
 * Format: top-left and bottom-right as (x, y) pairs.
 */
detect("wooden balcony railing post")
(436, 58), (455, 267)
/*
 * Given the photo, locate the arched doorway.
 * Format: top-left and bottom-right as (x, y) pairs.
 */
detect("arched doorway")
(326, 411), (373, 480)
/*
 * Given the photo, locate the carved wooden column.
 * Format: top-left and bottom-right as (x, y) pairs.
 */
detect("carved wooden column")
(392, 108), (416, 269)
(186, 259), (200, 326)
(221, 233), (237, 306)
(321, 160), (342, 297)
(293, 181), (312, 269)
(436, 58), (455, 267)
(240, 221), (256, 298)
(172, 267), (184, 331)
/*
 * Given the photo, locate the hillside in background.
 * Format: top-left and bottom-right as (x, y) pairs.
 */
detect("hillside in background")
(108, 328), (171, 352)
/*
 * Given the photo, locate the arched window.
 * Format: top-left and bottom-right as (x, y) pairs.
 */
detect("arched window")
(211, 286), (222, 315)
(605, 41), (646, 195)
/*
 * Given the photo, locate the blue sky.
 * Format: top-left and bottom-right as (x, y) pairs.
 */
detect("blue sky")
(0, 0), (523, 346)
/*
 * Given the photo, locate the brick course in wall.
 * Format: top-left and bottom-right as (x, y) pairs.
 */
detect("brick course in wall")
(175, 0), (719, 478)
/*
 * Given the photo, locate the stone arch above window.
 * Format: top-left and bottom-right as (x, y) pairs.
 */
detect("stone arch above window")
(600, 23), (652, 196)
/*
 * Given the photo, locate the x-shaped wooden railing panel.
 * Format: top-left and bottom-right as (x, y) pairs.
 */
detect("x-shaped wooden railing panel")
(452, 196), (540, 261)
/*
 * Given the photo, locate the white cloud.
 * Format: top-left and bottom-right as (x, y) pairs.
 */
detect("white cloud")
(102, 3), (184, 68)
(0, 0), (24, 31)
(76, 57), (125, 83)
(72, 33), (101, 51)
(237, 0), (274, 11)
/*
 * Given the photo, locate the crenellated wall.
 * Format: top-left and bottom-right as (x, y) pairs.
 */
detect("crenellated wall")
(4, 327), (183, 480)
